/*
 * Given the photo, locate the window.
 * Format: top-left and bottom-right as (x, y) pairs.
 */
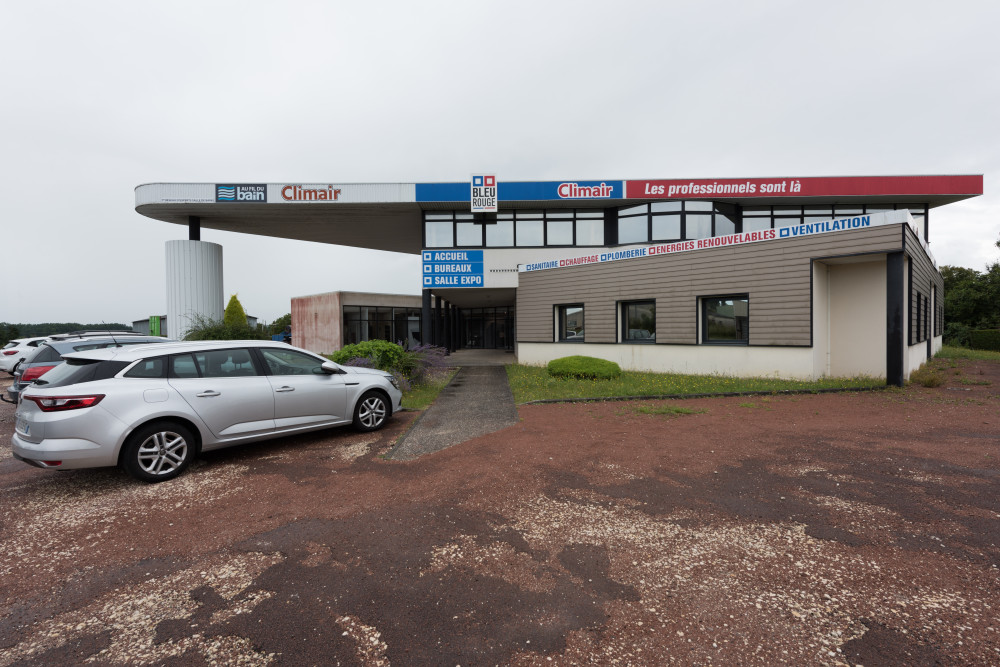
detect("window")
(621, 301), (655, 342)
(618, 201), (733, 243)
(424, 220), (453, 247)
(193, 348), (259, 378)
(425, 209), (607, 248)
(557, 304), (585, 342)
(575, 219), (604, 245)
(170, 354), (200, 378)
(456, 221), (483, 246)
(547, 219), (574, 245)
(259, 348), (326, 375)
(486, 219), (514, 246)
(702, 295), (749, 344)
(516, 219), (544, 246)
(125, 357), (166, 378)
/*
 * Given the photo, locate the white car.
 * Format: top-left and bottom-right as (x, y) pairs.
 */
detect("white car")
(12, 340), (402, 482)
(1, 337), (51, 374)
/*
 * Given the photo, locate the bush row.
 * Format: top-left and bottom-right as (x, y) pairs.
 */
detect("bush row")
(328, 340), (449, 391)
(969, 329), (1000, 351)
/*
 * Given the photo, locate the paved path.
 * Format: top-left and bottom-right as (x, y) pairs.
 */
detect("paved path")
(388, 364), (519, 460)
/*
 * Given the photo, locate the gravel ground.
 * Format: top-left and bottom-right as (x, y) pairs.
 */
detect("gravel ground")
(0, 358), (998, 666)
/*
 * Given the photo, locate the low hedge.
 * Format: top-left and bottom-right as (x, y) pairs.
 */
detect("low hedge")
(547, 355), (622, 380)
(969, 329), (1000, 352)
(329, 340), (406, 370)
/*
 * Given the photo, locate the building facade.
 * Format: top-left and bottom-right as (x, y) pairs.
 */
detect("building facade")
(135, 174), (982, 385)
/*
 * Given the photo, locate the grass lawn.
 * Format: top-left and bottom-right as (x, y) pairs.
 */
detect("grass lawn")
(506, 363), (883, 404)
(401, 369), (457, 411)
(936, 345), (1000, 362)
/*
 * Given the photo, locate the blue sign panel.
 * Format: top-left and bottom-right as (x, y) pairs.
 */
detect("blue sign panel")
(422, 250), (485, 288)
(415, 181), (622, 203)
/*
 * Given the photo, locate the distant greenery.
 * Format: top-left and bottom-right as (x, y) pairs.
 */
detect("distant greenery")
(547, 355), (622, 380)
(937, 345), (1000, 362)
(265, 313), (291, 336)
(183, 313), (270, 341)
(1, 322), (130, 345)
(507, 364), (882, 403)
(942, 262), (1000, 346)
(969, 329), (1000, 352)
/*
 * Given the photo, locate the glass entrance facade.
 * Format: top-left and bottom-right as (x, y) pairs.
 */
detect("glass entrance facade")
(460, 306), (515, 350)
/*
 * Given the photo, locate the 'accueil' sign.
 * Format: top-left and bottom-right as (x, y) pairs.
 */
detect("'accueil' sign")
(422, 250), (485, 287)
(471, 174), (497, 213)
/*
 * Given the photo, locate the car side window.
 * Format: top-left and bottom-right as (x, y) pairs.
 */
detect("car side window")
(125, 357), (166, 378)
(193, 348), (260, 378)
(259, 348), (325, 375)
(170, 354), (201, 378)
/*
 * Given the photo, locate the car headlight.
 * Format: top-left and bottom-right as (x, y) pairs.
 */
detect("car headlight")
(385, 374), (400, 390)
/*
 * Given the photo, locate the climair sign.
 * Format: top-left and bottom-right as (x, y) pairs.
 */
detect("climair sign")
(422, 250), (484, 287)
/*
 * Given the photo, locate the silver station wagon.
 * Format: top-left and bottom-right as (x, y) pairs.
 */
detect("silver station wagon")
(11, 340), (402, 482)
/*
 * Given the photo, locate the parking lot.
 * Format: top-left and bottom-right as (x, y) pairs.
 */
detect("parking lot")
(1, 360), (999, 666)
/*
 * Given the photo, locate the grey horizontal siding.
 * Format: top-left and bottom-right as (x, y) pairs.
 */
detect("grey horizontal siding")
(518, 224), (903, 347)
(906, 226), (943, 344)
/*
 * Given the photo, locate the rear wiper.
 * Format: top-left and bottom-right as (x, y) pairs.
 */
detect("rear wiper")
(33, 379), (49, 386)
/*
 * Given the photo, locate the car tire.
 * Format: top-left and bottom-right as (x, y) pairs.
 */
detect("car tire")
(353, 390), (389, 432)
(121, 421), (196, 483)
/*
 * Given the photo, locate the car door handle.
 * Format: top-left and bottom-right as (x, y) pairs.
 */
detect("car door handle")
(196, 390), (221, 397)
(275, 386), (295, 392)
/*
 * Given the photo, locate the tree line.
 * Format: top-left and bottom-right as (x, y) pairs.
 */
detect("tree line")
(1, 322), (131, 346)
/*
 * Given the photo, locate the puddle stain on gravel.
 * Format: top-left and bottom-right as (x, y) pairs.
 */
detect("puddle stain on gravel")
(223, 509), (628, 666)
(0, 552), (281, 666)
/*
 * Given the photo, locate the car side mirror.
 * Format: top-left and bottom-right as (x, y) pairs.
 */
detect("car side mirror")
(320, 361), (343, 374)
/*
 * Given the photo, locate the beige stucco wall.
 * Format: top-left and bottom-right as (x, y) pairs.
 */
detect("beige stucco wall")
(826, 260), (887, 378)
(517, 342), (818, 380)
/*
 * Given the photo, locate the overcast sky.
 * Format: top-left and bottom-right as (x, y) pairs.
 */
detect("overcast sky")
(3, 0), (998, 325)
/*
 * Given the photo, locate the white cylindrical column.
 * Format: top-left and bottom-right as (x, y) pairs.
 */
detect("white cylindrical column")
(166, 240), (224, 340)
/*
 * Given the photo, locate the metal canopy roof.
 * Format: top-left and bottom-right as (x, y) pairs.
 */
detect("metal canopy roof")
(135, 175), (983, 256)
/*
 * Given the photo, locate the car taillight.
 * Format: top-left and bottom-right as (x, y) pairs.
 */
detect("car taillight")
(21, 365), (57, 383)
(2, 350), (18, 356)
(28, 395), (105, 412)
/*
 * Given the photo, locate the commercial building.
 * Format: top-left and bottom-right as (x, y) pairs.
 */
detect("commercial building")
(135, 174), (982, 385)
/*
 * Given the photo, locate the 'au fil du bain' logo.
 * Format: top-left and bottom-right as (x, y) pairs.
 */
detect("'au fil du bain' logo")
(471, 174), (497, 213)
(216, 184), (267, 202)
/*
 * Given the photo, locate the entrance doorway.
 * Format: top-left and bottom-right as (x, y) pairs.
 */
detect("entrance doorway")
(460, 306), (515, 350)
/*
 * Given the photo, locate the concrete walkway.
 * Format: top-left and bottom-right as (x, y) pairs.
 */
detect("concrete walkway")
(387, 358), (519, 461)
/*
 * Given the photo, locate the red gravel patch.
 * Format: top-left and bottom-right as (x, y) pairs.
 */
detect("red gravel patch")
(0, 358), (998, 665)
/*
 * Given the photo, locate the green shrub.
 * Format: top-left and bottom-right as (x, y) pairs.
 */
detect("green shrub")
(223, 294), (248, 329)
(183, 313), (269, 341)
(943, 322), (971, 347)
(330, 340), (406, 371)
(909, 365), (944, 388)
(547, 356), (622, 380)
(969, 329), (1000, 352)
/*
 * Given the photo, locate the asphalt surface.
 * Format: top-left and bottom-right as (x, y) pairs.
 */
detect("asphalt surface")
(388, 365), (519, 461)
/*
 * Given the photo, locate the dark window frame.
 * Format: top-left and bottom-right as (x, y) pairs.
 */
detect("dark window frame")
(619, 299), (656, 343)
(700, 294), (750, 345)
(423, 209), (606, 249)
(555, 303), (585, 343)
